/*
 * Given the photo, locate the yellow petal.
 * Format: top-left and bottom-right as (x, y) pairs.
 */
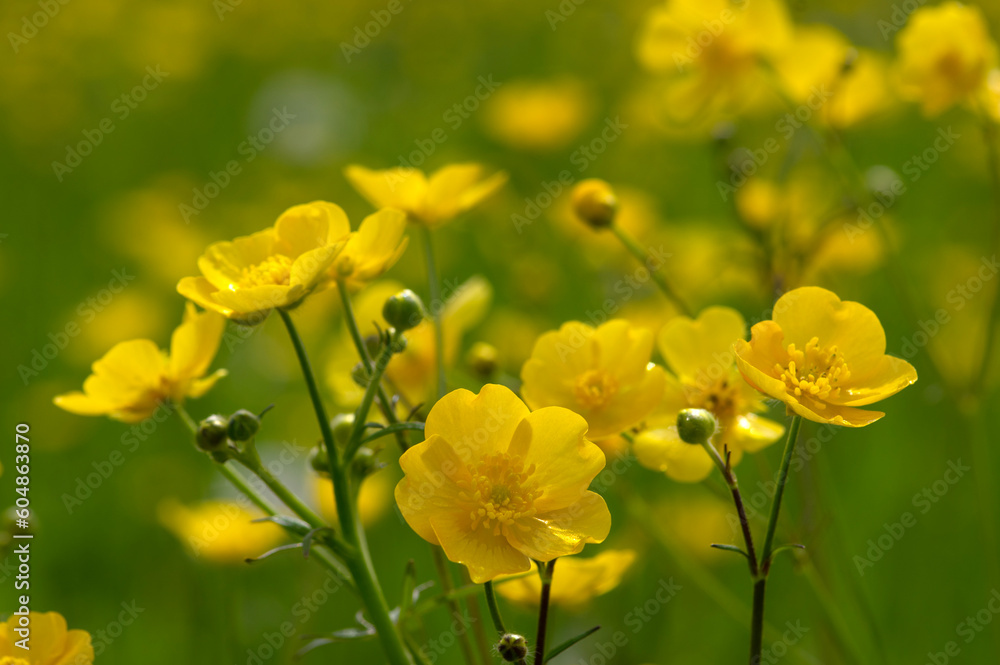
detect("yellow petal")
(177, 275), (235, 318)
(168, 303), (226, 384)
(395, 435), (470, 545)
(658, 307), (746, 383)
(632, 427), (715, 483)
(273, 201), (350, 256)
(198, 228), (277, 291)
(833, 355), (918, 406)
(505, 491), (611, 561)
(730, 414), (785, 453)
(345, 165), (428, 216)
(424, 385), (528, 463)
(430, 511), (531, 583)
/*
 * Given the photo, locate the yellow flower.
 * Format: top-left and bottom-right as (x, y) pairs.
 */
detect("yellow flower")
(495, 549), (636, 609)
(895, 2), (997, 116)
(734, 287), (918, 427)
(521, 320), (665, 439)
(54, 304), (226, 423)
(344, 163), (507, 228)
(177, 201), (347, 322)
(394, 385), (611, 583)
(315, 471), (393, 527)
(158, 499), (285, 564)
(0, 611), (93, 665)
(633, 307), (784, 483)
(636, 0), (792, 121)
(481, 79), (594, 151)
(328, 208), (409, 291)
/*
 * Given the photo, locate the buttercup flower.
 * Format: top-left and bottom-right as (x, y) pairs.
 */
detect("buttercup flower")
(895, 2), (997, 116)
(158, 499), (285, 564)
(481, 79), (594, 151)
(345, 163), (507, 228)
(394, 384), (611, 582)
(734, 287), (918, 426)
(54, 303), (226, 423)
(327, 208), (409, 291)
(495, 549), (636, 608)
(0, 611), (93, 665)
(633, 307), (785, 482)
(177, 201), (347, 322)
(521, 320), (665, 439)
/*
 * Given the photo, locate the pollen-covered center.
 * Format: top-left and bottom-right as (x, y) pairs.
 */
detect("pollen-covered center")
(573, 369), (619, 410)
(236, 254), (294, 289)
(776, 336), (851, 404)
(458, 453), (542, 535)
(689, 374), (744, 423)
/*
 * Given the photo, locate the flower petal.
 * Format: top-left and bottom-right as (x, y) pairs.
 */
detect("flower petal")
(632, 426), (715, 482)
(395, 435), (469, 545)
(658, 306), (746, 383)
(430, 512), (531, 583)
(424, 385), (528, 463)
(505, 491), (611, 561)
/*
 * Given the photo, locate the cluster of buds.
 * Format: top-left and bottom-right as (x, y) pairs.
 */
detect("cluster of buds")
(195, 408), (268, 460)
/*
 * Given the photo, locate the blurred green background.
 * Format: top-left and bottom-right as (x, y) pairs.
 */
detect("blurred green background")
(2, 0), (999, 663)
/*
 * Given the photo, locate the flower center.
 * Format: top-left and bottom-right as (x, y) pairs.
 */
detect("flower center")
(335, 255), (355, 278)
(237, 255), (294, 289)
(688, 375), (744, 423)
(458, 453), (542, 535)
(776, 337), (851, 404)
(573, 370), (618, 410)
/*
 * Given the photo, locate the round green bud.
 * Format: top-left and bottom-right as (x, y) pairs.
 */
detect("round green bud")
(309, 445), (330, 474)
(383, 289), (426, 332)
(330, 413), (355, 448)
(676, 408), (717, 445)
(389, 334), (408, 354)
(196, 414), (230, 451)
(466, 342), (499, 378)
(496, 634), (528, 662)
(351, 446), (381, 478)
(571, 179), (617, 229)
(227, 409), (261, 442)
(351, 362), (370, 388)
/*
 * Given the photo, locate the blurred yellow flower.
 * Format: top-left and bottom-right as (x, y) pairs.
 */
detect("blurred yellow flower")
(521, 320), (665, 439)
(177, 201), (347, 322)
(634, 307), (784, 483)
(481, 79), (594, 151)
(895, 2), (997, 116)
(0, 611), (92, 665)
(315, 471), (393, 527)
(654, 493), (740, 564)
(159, 499), (285, 564)
(54, 304), (226, 423)
(394, 384), (611, 582)
(327, 208), (409, 291)
(734, 287), (918, 426)
(345, 163), (507, 228)
(495, 549), (636, 608)
(636, 0), (792, 120)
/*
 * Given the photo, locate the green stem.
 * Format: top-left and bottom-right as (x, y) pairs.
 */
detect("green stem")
(483, 581), (507, 635)
(280, 309), (414, 665)
(236, 448), (327, 530)
(610, 224), (693, 316)
(345, 338), (397, 461)
(420, 226), (447, 400)
(971, 116), (1000, 398)
(699, 438), (759, 579)
(533, 560), (556, 665)
(750, 580), (766, 663)
(432, 547), (482, 665)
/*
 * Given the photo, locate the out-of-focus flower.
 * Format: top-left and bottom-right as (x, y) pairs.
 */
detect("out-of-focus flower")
(895, 2), (997, 116)
(327, 208), (409, 291)
(177, 201), (347, 322)
(775, 25), (893, 127)
(394, 384), (611, 582)
(636, 0), (792, 121)
(54, 304), (226, 423)
(315, 471), (393, 527)
(482, 78), (594, 151)
(653, 493), (737, 563)
(633, 307), (784, 483)
(158, 499), (285, 564)
(0, 611), (93, 665)
(345, 164), (507, 228)
(734, 287), (917, 426)
(521, 320), (665, 439)
(495, 549), (636, 608)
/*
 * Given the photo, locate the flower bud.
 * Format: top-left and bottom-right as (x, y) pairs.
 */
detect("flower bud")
(351, 446), (382, 478)
(466, 342), (499, 378)
(352, 362), (370, 388)
(227, 409), (261, 442)
(571, 179), (618, 229)
(495, 634), (528, 662)
(309, 445), (330, 474)
(196, 414), (229, 451)
(676, 408), (717, 445)
(383, 289), (426, 332)
(330, 413), (355, 448)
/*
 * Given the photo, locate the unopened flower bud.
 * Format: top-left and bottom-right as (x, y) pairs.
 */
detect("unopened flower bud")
(352, 362), (370, 388)
(309, 445), (330, 474)
(677, 408), (717, 445)
(351, 446), (381, 478)
(330, 413), (355, 448)
(227, 409), (261, 442)
(495, 634), (528, 662)
(466, 342), (499, 378)
(571, 179), (617, 229)
(383, 289), (426, 332)
(196, 415), (229, 451)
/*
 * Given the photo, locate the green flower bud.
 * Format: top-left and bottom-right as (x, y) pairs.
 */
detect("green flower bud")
(676, 408), (717, 445)
(309, 445), (330, 474)
(227, 409), (261, 442)
(383, 289), (426, 332)
(495, 634), (528, 662)
(196, 415), (229, 451)
(352, 362), (370, 388)
(351, 446), (382, 479)
(571, 179), (617, 229)
(330, 413), (355, 448)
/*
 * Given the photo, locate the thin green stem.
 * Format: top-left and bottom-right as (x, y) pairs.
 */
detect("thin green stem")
(420, 226), (447, 400)
(610, 224), (693, 316)
(759, 415), (802, 567)
(345, 339), (396, 461)
(750, 580), (766, 663)
(483, 581), (507, 635)
(971, 115), (1000, 398)
(236, 448), (327, 530)
(699, 439), (759, 578)
(432, 547), (482, 665)
(533, 560), (556, 665)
